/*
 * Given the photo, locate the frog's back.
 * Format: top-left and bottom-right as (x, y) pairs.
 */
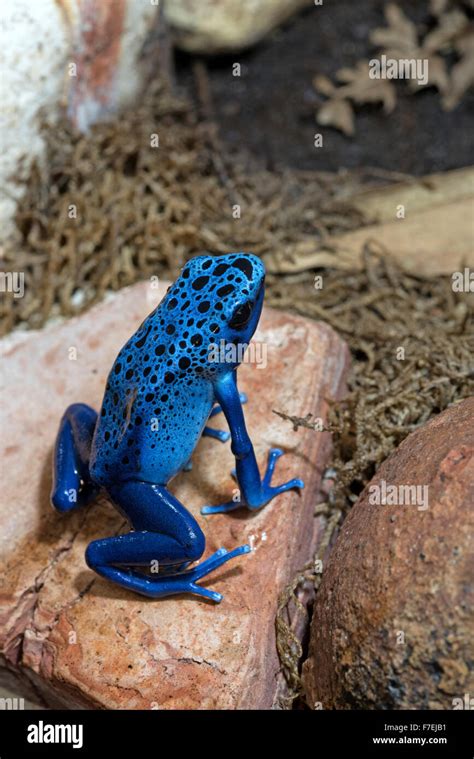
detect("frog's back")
(90, 286), (217, 486)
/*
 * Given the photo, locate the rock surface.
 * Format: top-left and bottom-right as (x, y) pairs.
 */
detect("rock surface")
(165, 0), (312, 53)
(0, 280), (349, 709)
(303, 398), (474, 710)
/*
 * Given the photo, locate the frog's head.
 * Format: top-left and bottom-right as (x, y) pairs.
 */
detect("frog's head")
(172, 252), (265, 375)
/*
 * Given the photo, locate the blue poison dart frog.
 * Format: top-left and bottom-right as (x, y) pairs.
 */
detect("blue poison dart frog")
(51, 253), (304, 602)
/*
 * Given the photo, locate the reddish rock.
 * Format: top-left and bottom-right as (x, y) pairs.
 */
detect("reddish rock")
(0, 281), (349, 709)
(303, 398), (474, 710)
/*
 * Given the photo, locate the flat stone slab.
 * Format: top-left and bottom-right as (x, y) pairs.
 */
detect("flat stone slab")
(0, 281), (349, 709)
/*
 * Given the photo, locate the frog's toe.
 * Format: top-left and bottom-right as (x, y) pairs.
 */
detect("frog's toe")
(267, 478), (305, 497)
(263, 447), (284, 485)
(190, 585), (223, 603)
(183, 544), (251, 600)
(202, 426), (231, 443)
(262, 448), (304, 493)
(190, 544), (250, 580)
(144, 545), (250, 602)
(201, 500), (243, 515)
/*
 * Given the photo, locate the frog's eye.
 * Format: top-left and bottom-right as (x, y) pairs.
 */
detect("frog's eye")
(229, 301), (253, 330)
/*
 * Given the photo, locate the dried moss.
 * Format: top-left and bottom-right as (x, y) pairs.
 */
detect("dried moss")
(1, 82), (366, 336)
(271, 246), (473, 510)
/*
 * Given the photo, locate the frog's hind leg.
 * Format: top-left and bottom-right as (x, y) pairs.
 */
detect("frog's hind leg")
(51, 403), (99, 512)
(85, 481), (250, 602)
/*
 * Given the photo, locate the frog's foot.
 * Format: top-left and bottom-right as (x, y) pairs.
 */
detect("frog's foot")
(255, 448), (305, 503)
(201, 448), (304, 515)
(88, 541), (250, 602)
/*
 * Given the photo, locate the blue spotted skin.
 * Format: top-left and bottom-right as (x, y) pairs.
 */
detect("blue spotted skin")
(89, 254), (263, 486)
(51, 253), (304, 603)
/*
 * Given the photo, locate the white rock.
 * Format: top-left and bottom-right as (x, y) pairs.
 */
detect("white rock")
(165, 0), (313, 53)
(0, 0), (160, 242)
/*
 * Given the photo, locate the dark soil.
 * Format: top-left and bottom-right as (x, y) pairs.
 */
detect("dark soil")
(175, 0), (474, 175)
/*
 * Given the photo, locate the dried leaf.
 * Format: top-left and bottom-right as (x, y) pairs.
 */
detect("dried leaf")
(423, 9), (468, 53)
(430, 0), (449, 16)
(312, 1), (473, 138)
(316, 98), (354, 136)
(408, 54), (450, 93)
(370, 3), (418, 56)
(336, 61), (397, 113)
(336, 66), (363, 84)
(442, 31), (474, 109)
(454, 25), (474, 57)
(313, 74), (335, 96)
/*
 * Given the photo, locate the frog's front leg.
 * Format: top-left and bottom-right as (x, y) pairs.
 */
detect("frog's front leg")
(183, 393), (248, 470)
(85, 480), (250, 601)
(201, 373), (304, 515)
(184, 397), (247, 470)
(201, 393), (248, 443)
